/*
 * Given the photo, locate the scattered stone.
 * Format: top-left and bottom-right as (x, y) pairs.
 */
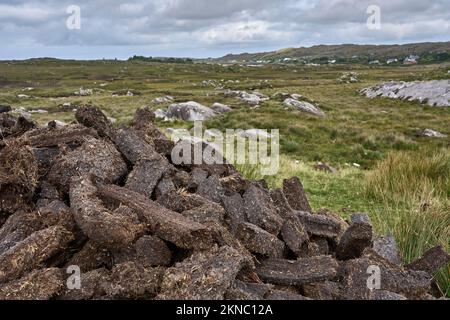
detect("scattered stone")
(338, 72), (359, 83)
(239, 92), (268, 105)
(166, 101), (216, 121)
(419, 129), (447, 138)
(47, 120), (68, 129)
(314, 162), (338, 173)
(74, 87), (93, 96)
(154, 109), (168, 120)
(283, 98), (325, 117)
(211, 102), (232, 113)
(237, 129), (273, 139)
(272, 92), (291, 101)
(362, 80), (450, 107)
(13, 107), (32, 118)
(225, 90), (269, 105)
(151, 96), (174, 104)
(290, 94), (303, 100)
(30, 109), (48, 114)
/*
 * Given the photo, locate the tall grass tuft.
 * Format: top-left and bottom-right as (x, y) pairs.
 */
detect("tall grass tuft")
(364, 149), (450, 297)
(365, 149), (450, 201)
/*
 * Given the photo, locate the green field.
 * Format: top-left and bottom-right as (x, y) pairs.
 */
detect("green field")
(1, 59), (449, 295)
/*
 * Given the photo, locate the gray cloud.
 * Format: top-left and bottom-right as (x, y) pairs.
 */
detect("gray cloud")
(0, 0), (449, 59)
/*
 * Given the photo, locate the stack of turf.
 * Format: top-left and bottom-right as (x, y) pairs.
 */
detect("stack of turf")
(0, 107), (448, 300)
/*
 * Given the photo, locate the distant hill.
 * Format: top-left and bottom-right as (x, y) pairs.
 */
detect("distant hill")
(213, 42), (450, 65)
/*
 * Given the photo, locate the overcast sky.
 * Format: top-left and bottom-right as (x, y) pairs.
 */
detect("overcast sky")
(1, 0), (449, 60)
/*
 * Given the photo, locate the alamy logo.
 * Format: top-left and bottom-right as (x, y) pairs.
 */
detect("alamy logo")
(66, 5), (81, 30)
(366, 265), (381, 290)
(66, 265), (81, 290)
(367, 5), (381, 30)
(170, 121), (280, 176)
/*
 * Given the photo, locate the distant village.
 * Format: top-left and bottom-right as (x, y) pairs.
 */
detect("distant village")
(217, 52), (449, 67)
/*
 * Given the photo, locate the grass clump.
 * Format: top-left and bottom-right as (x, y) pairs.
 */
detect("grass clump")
(364, 149), (450, 297)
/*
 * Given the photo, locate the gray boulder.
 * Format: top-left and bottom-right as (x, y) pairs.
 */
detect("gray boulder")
(419, 129), (447, 138)
(165, 101), (216, 121)
(211, 103), (232, 113)
(284, 98), (325, 117)
(362, 80), (450, 107)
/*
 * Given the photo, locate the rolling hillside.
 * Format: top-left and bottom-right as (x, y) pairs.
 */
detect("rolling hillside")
(214, 42), (450, 64)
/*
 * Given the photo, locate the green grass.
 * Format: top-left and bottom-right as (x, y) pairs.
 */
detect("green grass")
(236, 156), (382, 218)
(364, 149), (450, 297)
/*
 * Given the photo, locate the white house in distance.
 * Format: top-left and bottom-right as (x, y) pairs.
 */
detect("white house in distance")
(387, 58), (398, 64)
(403, 55), (419, 65)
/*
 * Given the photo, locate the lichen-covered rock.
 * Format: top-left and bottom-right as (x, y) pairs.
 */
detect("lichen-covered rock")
(362, 80), (450, 107)
(166, 101), (217, 121)
(283, 98), (325, 117)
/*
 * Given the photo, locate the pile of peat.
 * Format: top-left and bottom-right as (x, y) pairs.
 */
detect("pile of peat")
(0, 106), (449, 300)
